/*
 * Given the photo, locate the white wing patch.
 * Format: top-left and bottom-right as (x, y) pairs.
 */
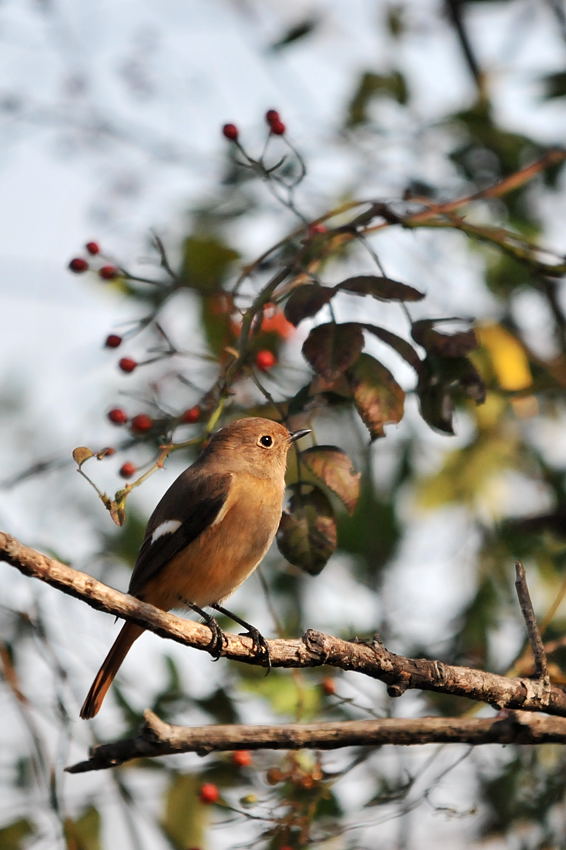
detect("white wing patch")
(151, 519), (182, 544)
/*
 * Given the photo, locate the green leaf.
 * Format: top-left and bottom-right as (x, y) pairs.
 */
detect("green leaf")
(180, 235), (239, 293)
(412, 319), (478, 357)
(346, 70), (408, 126)
(201, 292), (235, 356)
(284, 283), (334, 326)
(302, 322), (364, 381)
(337, 274), (424, 302)
(338, 473), (401, 581)
(63, 807), (101, 850)
(417, 434), (519, 511)
(277, 485), (337, 574)
(347, 353), (405, 439)
(240, 670), (322, 718)
(103, 508), (148, 566)
(0, 819), (34, 850)
(195, 686), (239, 724)
(161, 773), (206, 850)
(363, 324), (422, 370)
(301, 446), (361, 514)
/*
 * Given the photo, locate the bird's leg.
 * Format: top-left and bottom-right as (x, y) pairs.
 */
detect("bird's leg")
(211, 604), (271, 672)
(188, 603), (227, 659)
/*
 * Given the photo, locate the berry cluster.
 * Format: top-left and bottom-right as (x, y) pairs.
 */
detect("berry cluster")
(221, 108), (287, 145)
(73, 224), (286, 496)
(265, 108), (285, 136)
(67, 241), (119, 281)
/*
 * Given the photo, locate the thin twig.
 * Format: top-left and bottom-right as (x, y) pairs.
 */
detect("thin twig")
(514, 561), (550, 683)
(150, 231), (179, 282)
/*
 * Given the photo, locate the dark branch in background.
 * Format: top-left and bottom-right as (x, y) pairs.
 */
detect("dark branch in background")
(2, 532), (566, 726)
(67, 710), (566, 773)
(445, 0), (484, 92)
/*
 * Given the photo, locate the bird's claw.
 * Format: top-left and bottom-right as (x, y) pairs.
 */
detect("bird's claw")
(206, 619), (227, 660)
(240, 626), (271, 673)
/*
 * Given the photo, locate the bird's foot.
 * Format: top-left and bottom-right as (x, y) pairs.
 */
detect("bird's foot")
(206, 618), (228, 660)
(239, 626), (271, 673)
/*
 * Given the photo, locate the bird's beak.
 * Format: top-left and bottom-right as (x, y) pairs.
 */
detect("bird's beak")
(289, 428), (311, 443)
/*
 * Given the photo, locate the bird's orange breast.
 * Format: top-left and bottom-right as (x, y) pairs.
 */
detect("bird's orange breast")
(141, 473), (284, 610)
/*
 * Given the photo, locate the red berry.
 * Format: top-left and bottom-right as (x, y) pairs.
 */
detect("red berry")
(107, 408), (128, 425)
(265, 109), (280, 125)
(231, 750), (252, 768)
(255, 350), (277, 371)
(99, 265), (119, 280)
(222, 123), (239, 141)
(118, 357), (137, 373)
(181, 405), (201, 424)
(199, 783), (220, 804)
(130, 413), (153, 433)
(269, 118), (286, 136)
(260, 310), (295, 340)
(104, 334), (122, 349)
(85, 241), (100, 255)
(308, 223), (328, 236)
(68, 257), (88, 273)
(98, 446), (116, 457)
(321, 677), (336, 696)
(119, 462), (136, 479)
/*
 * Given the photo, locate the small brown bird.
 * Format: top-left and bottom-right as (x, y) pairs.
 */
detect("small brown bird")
(80, 416), (310, 719)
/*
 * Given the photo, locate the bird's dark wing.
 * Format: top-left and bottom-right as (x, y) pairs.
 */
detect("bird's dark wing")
(128, 469), (233, 598)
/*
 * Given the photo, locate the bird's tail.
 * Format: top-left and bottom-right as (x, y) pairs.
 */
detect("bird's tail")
(80, 622), (144, 719)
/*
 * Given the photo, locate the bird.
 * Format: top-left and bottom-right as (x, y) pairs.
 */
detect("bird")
(80, 416), (311, 718)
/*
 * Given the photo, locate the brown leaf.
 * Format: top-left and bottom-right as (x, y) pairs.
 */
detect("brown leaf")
(277, 485), (337, 575)
(417, 374), (455, 434)
(72, 447), (94, 467)
(347, 353), (405, 439)
(302, 322), (364, 381)
(301, 446), (361, 514)
(336, 275), (424, 302)
(308, 374), (352, 397)
(363, 324), (422, 371)
(412, 319), (478, 357)
(284, 283), (334, 326)
(417, 355), (485, 434)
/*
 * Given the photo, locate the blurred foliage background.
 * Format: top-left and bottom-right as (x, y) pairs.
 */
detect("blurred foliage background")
(1, 1), (566, 848)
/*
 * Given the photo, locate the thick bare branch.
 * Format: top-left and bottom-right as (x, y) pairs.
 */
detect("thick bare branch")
(66, 710), (566, 773)
(3, 532), (566, 718)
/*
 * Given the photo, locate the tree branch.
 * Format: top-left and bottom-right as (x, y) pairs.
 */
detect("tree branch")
(3, 532), (566, 718)
(515, 560), (550, 683)
(66, 709), (566, 773)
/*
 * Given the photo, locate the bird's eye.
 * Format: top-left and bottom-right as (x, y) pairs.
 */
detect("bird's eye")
(259, 434), (273, 448)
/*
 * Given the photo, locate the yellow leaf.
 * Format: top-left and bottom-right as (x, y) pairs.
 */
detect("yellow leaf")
(477, 323), (532, 391)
